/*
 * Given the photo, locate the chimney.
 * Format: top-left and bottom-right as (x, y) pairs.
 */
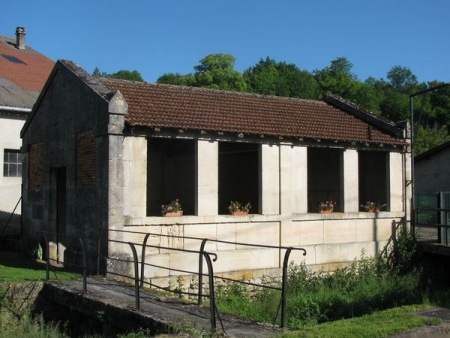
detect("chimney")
(15, 27), (26, 50)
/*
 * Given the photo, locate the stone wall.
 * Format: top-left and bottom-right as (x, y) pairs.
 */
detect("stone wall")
(113, 211), (403, 287)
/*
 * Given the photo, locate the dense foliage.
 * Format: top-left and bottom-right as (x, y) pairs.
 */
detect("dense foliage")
(92, 67), (144, 82)
(155, 53), (450, 155)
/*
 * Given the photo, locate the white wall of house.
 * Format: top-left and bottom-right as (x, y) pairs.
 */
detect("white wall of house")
(0, 114), (25, 217)
(117, 136), (406, 285)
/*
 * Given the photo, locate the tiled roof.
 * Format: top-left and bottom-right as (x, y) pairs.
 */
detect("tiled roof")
(99, 78), (405, 146)
(0, 34), (54, 109)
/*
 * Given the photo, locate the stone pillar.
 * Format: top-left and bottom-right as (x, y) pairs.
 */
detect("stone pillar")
(389, 152), (404, 212)
(342, 149), (359, 213)
(123, 137), (147, 218)
(196, 140), (218, 216)
(280, 145), (307, 214)
(107, 91), (127, 240)
(260, 144), (280, 214)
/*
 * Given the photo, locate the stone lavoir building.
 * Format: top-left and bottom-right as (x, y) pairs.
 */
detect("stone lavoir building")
(21, 60), (411, 284)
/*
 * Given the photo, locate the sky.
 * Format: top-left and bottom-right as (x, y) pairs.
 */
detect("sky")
(2, 0), (449, 84)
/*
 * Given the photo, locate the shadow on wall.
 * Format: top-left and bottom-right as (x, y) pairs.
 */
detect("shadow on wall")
(0, 210), (21, 234)
(377, 219), (405, 265)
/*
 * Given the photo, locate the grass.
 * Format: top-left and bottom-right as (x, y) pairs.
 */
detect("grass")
(278, 304), (441, 338)
(0, 251), (81, 282)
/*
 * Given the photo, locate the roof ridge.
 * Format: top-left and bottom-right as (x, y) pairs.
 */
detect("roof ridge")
(60, 60), (115, 100)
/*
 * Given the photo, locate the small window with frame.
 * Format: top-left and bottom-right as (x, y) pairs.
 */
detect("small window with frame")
(4, 149), (23, 177)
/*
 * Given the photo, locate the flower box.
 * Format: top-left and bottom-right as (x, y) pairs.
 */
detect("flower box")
(228, 200), (251, 216)
(318, 201), (336, 214)
(230, 210), (249, 216)
(161, 199), (183, 217)
(162, 211), (183, 217)
(361, 201), (385, 213)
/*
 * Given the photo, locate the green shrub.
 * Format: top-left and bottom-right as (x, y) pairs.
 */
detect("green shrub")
(215, 238), (424, 330)
(389, 227), (421, 274)
(0, 312), (66, 338)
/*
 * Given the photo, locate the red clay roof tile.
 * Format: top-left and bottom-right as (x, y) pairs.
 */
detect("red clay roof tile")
(98, 78), (405, 146)
(0, 34), (54, 108)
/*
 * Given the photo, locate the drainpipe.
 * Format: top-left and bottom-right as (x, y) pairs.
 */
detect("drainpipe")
(399, 121), (410, 230)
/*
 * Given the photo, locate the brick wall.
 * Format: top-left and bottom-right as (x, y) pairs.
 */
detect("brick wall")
(76, 130), (96, 187)
(29, 143), (43, 189)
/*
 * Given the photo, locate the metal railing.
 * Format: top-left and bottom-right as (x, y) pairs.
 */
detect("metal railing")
(36, 230), (88, 293)
(412, 208), (450, 245)
(37, 229), (221, 333)
(36, 228), (307, 334)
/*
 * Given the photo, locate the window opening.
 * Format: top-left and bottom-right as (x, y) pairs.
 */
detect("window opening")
(218, 142), (259, 214)
(307, 148), (342, 212)
(147, 138), (195, 216)
(359, 151), (389, 211)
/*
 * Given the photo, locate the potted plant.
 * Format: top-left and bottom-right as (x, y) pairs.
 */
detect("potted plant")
(161, 198), (183, 216)
(318, 201), (336, 214)
(228, 200), (251, 216)
(361, 201), (386, 213)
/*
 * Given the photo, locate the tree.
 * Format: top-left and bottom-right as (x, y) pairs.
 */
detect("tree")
(379, 91), (410, 121)
(92, 67), (144, 82)
(347, 81), (379, 113)
(156, 53), (246, 91)
(243, 57), (319, 99)
(328, 57), (356, 78)
(157, 73), (195, 86)
(193, 53), (247, 91)
(371, 67), (423, 122)
(429, 82), (450, 129)
(414, 125), (450, 155)
(314, 57), (358, 98)
(386, 66), (418, 93)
